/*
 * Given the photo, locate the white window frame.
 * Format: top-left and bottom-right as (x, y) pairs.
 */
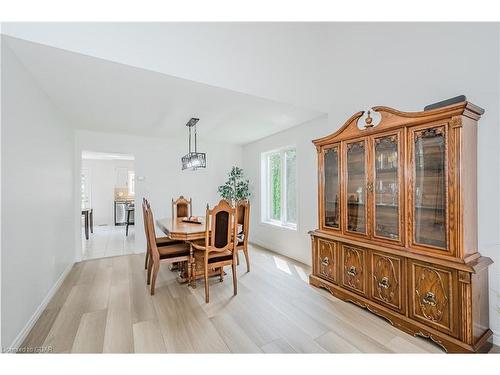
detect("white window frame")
(261, 146), (298, 230)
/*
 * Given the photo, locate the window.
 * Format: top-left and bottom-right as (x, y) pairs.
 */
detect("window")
(262, 147), (297, 229)
(128, 171), (135, 195)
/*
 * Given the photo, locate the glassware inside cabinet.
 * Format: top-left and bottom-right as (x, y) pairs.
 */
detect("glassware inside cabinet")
(374, 135), (400, 240)
(413, 127), (447, 249)
(324, 146), (340, 229)
(346, 141), (366, 234)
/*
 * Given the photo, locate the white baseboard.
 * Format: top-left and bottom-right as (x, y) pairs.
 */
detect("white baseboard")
(249, 239), (311, 266)
(5, 262), (74, 352)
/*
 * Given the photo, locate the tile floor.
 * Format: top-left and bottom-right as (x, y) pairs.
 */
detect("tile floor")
(81, 224), (136, 260)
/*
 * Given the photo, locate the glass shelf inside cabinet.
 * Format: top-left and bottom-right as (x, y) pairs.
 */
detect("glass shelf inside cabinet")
(374, 135), (399, 240)
(413, 127), (447, 249)
(324, 147), (340, 229)
(346, 141), (366, 234)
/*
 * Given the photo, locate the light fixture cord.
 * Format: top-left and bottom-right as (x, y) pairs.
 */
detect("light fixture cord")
(194, 124), (197, 152)
(188, 125), (192, 153)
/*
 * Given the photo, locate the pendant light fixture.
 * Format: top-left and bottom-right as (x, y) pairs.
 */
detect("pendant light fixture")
(181, 117), (206, 170)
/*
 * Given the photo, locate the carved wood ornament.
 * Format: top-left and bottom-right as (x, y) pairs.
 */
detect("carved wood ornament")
(373, 256), (398, 304)
(414, 267), (448, 323)
(343, 246), (364, 292)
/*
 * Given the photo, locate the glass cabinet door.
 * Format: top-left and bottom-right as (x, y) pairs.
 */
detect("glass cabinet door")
(345, 140), (367, 235)
(373, 134), (400, 241)
(323, 146), (340, 229)
(412, 126), (447, 249)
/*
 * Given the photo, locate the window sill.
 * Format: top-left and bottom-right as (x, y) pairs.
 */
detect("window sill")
(260, 220), (297, 231)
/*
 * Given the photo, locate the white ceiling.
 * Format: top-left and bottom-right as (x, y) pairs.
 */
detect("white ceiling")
(1, 23), (330, 112)
(3, 35), (324, 145)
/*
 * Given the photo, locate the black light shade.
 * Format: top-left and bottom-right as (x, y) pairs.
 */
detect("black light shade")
(181, 117), (206, 170)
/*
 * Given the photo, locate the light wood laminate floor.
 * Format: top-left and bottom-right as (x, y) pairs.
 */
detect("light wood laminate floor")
(20, 245), (496, 353)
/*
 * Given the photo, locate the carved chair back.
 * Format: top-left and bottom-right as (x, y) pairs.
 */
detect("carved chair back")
(172, 196), (192, 218)
(144, 201), (160, 265)
(142, 198), (150, 250)
(205, 199), (237, 254)
(236, 200), (250, 245)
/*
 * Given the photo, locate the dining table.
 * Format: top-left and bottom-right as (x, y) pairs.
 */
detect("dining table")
(156, 217), (206, 241)
(156, 217), (238, 285)
(156, 217), (211, 285)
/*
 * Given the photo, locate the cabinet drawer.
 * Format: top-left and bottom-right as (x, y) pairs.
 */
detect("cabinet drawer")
(408, 261), (458, 337)
(315, 239), (337, 283)
(370, 252), (405, 313)
(341, 245), (367, 296)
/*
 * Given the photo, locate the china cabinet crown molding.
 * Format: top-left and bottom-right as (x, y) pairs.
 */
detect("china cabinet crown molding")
(312, 101), (485, 148)
(309, 100), (492, 353)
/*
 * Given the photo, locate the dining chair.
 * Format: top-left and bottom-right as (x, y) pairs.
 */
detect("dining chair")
(142, 198), (185, 274)
(81, 209), (91, 240)
(172, 196), (192, 219)
(235, 200), (250, 272)
(125, 202), (134, 236)
(189, 199), (238, 303)
(144, 201), (191, 295)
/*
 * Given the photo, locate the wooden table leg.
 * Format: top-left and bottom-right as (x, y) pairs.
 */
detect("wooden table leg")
(182, 248), (226, 286)
(189, 245), (197, 288)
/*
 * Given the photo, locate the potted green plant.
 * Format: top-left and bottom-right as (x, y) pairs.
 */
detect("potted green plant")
(217, 166), (250, 204)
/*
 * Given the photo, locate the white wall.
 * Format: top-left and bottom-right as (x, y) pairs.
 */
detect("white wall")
(75, 130), (243, 260)
(243, 23), (500, 344)
(243, 115), (327, 264)
(1, 42), (75, 348)
(81, 158), (134, 226)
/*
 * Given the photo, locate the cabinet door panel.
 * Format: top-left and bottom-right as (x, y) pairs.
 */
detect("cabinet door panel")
(323, 145), (340, 230)
(372, 132), (403, 244)
(409, 261), (457, 336)
(341, 245), (367, 295)
(371, 252), (404, 313)
(409, 125), (449, 252)
(315, 239), (337, 283)
(344, 139), (368, 236)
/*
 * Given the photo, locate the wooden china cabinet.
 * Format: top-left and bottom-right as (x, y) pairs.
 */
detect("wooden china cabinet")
(309, 100), (493, 353)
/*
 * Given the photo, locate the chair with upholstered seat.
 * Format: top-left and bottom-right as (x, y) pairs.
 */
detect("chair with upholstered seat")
(169, 196), (193, 272)
(142, 198), (184, 271)
(144, 201), (191, 295)
(142, 198), (184, 285)
(189, 199), (238, 303)
(172, 196), (192, 219)
(235, 200), (250, 272)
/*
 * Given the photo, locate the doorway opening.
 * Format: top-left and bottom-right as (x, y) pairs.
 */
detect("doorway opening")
(80, 150), (136, 260)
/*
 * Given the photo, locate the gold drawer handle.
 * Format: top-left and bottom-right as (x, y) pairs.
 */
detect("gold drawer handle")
(378, 276), (390, 289)
(321, 257), (330, 266)
(422, 291), (437, 307)
(347, 266), (357, 277)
